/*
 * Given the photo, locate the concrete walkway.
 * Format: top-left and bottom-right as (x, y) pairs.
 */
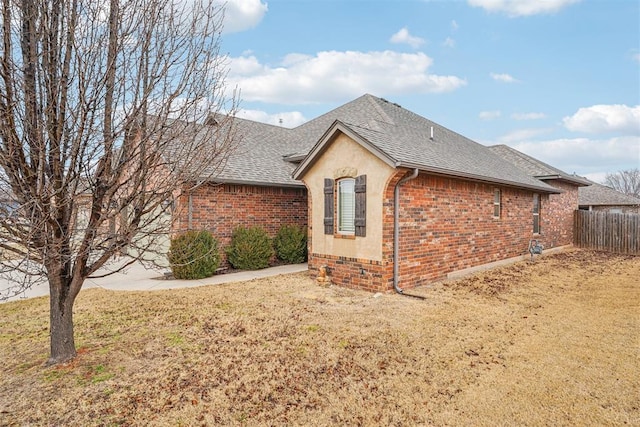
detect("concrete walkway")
(0, 260), (308, 303)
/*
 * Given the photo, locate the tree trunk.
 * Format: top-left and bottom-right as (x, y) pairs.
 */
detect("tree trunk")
(47, 278), (78, 365)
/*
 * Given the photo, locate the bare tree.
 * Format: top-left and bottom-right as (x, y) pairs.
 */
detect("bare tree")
(0, 0), (239, 364)
(604, 168), (640, 198)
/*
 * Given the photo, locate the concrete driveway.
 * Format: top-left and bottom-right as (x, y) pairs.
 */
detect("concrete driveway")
(0, 259), (308, 303)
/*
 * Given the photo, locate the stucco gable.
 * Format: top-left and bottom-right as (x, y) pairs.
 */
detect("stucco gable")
(292, 120), (396, 180)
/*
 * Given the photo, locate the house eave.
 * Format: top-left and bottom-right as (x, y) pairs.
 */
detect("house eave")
(579, 202), (640, 208)
(537, 174), (591, 186)
(396, 162), (562, 194)
(194, 177), (306, 189)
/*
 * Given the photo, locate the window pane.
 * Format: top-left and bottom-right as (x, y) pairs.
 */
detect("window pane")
(338, 179), (355, 234)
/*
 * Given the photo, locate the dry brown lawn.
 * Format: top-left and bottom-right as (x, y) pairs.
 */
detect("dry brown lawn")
(0, 249), (638, 426)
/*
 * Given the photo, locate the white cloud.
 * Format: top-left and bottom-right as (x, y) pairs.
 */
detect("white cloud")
(451, 20), (459, 31)
(227, 51), (467, 104)
(443, 37), (456, 48)
(237, 109), (307, 128)
(227, 55), (266, 75)
(468, 0), (581, 17)
(563, 104), (640, 134)
(583, 171), (607, 183)
(510, 136), (640, 176)
(390, 28), (426, 49)
(499, 127), (551, 143)
(479, 110), (501, 120)
(490, 72), (519, 83)
(215, 0), (268, 33)
(511, 112), (546, 120)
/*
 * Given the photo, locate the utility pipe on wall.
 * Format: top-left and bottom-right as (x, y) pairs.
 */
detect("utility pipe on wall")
(393, 168), (422, 297)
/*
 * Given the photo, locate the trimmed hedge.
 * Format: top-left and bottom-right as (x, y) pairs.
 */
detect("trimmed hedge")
(226, 226), (274, 270)
(274, 224), (307, 264)
(168, 230), (220, 280)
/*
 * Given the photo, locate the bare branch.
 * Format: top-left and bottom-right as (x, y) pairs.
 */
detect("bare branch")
(0, 0), (240, 363)
(604, 168), (640, 199)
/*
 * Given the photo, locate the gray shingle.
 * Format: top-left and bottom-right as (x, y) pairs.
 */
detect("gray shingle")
(488, 144), (590, 186)
(578, 180), (640, 206)
(293, 95), (559, 193)
(185, 94), (563, 192)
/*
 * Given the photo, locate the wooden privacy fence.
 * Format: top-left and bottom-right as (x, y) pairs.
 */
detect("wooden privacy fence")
(574, 210), (640, 255)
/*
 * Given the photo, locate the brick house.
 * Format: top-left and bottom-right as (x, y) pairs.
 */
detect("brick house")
(577, 180), (640, 214)
(175, 94), (585, 292)
(488, 144), (590, 248)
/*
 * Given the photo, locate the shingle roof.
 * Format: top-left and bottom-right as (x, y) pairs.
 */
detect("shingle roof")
(578, 181), (640, 206)
(488, 144), (590, 186)
(192, 95), (396, 187)
(205, 117), (300, 186)
(292, 95), (559, 193)
(187, 94), (561, 192)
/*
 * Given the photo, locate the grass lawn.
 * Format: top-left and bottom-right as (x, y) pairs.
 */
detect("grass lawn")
(0, 249), (638, 426)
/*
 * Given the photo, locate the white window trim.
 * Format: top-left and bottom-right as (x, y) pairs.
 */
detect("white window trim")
(533, 193), (541, 234)
(493, 188), (501, 218)
(337, 178), (355, 235)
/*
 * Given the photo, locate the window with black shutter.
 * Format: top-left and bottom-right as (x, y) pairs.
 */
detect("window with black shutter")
(354, 175), (366, 237)
(323, 178), (334, 234)
(325, 175), (367, 237)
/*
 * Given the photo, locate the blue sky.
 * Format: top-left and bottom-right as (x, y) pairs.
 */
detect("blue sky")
(216, 0), (639, 182)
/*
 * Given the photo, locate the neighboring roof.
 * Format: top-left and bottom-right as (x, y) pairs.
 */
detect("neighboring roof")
(488, 144), (590, 186)
(578, 180), (640, 206)
(292, 96), (559, 193)
(179, 94), (562, 193)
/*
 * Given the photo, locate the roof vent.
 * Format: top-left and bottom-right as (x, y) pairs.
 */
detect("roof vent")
(204, 114), (218, 126)
(430, 126), (434, 140)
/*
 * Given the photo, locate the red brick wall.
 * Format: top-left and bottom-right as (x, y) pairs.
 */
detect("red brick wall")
(543, 181), (579, 248)
(386, 174), (547, 289)
(173, 183), (307, 266)
(308, 255), (391, 293)
(310, 171), (558, 292)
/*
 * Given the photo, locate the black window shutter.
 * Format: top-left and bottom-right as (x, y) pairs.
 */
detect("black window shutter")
(323, 178), (334, 234)
(354, 175), (366, 237)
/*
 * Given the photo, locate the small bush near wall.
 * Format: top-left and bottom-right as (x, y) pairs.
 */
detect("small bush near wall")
(168, 230), (220, 279)
(274, 225), (308, 264)
(226, 226), (274, 270)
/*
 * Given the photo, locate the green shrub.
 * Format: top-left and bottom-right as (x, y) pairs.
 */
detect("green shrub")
(274, 225), (307, 264)
(226, 226), (274, 270)
(168, 230), (220, 279)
